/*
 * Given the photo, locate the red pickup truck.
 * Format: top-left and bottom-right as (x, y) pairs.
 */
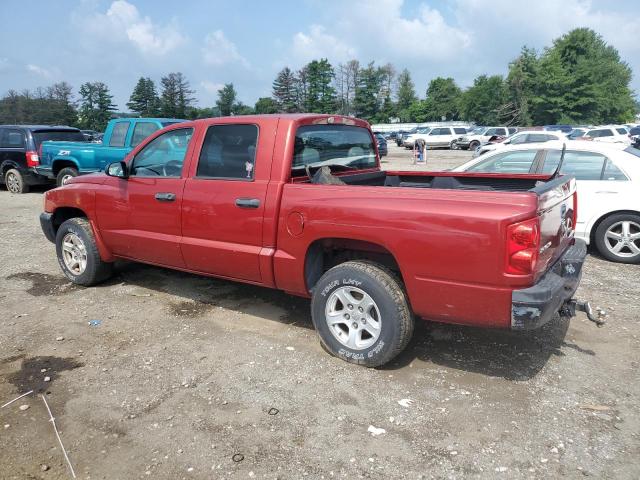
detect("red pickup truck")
(40, 114), (592, 367)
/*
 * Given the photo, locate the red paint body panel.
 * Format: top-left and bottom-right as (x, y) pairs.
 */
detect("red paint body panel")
(43, 114), (577, 330)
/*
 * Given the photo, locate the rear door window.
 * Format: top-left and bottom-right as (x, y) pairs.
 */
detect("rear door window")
(587, 129), (613, 138)
(196, 124), (258, 180)
(602, 160), (628, 181)
(32, 130), (86, 148)
(495, 128), (507, 136)
(541, 150), (607, 180)
(453, 128), (466, 135)
(616, 128), (628, 135)
(1, 129), (26, 148)
(109, 122), (130, 147)
(292, 125), (376, 176)
(467, 150), (538, 173)
(527, 133), (552, 143)
(131, 122), (160, 148)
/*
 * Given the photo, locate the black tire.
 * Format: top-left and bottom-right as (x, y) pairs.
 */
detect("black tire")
(311, 261), (414, 367)
(449, 140), (458, 150)
(55, 218), (113, 286)
(594, 213), (640, 264)
(56, 167), (78, 187)
(469, 141), (480, 151)
(5, 168), (29, 194)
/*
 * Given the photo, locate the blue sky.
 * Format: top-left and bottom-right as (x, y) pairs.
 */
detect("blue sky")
(0, 0), (638, 111)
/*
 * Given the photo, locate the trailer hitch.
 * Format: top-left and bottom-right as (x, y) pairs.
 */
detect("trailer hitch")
(561, 299), (606, 327)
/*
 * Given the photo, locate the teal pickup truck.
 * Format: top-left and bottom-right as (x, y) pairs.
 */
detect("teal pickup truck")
(37, 118), (184, 186)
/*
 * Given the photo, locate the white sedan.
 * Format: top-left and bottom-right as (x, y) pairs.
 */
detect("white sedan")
(474, 130), (567, 157)
(453, 140), (640, 263)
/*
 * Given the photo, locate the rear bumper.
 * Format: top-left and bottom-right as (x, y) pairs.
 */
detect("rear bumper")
(40, 212), (56, 243)
(511, 239), (587, 330)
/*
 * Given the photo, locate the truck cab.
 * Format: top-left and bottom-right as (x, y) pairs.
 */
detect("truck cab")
(37, 117), (184, 186)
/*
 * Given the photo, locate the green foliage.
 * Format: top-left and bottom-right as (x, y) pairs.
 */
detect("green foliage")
(533, 28), (635, 124)
(297, 59), (337, 113)
(396, 69), (417, 121)
(78, 81), (116, 131)
(459, 75), (507, 125)
(413, 77), (462, 121)
(160, 72), (194, 118)
(353, 62), (384, 121)
(127, 77), (160, 117)
(0, 83), (78, 126)
(505, 47), (539, 125)
(272, 67), (299, 113)
(216, 83), (237, 116)
(254, 97), (279, 114)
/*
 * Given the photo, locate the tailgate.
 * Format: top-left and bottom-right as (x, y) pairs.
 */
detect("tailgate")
(532, 175), (577, 277)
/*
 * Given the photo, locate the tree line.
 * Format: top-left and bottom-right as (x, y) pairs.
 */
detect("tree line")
(0, 28), (636, 131)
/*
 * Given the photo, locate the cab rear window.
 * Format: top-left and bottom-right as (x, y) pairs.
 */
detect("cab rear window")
(292, 125), (377, 176)
(33, 130), (86, 148)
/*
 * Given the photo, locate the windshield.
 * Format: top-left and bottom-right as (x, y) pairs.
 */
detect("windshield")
(568, 129), (586, 139)
(292, 125), (377, 176)
(161, 121), (185, 127)
(416, 127), (431, 134)
(33, 130), (86, 147)
(469, 127), (485, 135)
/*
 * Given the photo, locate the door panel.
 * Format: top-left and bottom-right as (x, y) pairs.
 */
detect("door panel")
(180, 122), (274, 283)
(181, 179), (268, 281)
(96, 127), (196, 267)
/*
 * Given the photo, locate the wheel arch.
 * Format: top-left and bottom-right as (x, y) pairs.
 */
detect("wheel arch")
(52, 158), (80, 176)
(588, 209), (640, 244)
(304, 237), (404, 293)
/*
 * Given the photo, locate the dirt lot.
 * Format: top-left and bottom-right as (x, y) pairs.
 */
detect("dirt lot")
(1, 148), (639, 479)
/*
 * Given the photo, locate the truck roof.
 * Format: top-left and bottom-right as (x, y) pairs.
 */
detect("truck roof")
(186, 113), (370, 128)
(0, 125), (80, 131)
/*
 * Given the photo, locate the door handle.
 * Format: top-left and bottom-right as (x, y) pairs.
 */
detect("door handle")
(155, 192), (176, 202)
(595, 191), (618, 194)
(235, 198), (260, 209)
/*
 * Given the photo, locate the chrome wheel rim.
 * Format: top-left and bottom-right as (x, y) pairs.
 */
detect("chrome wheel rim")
(61, 174), (74, 185)
(61, 233), (88, 275)
(6, 172), (19, 193)
(325, 286), (381, 350)
(604, 220), (640, 258)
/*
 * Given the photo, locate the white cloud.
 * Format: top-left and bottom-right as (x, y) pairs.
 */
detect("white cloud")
(289, 0), (469, 66)
(291, 25), (357, 63)
(27, 64), (53, 79)
(80, 0), (186, 55)
(200, 80), (225, 94)
(202, 30), (249, 67)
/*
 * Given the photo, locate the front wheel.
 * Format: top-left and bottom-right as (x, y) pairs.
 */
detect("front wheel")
(56, 167), (78, 187)
(55, 218), (113, 285)
(469, 141), (480, 151)
(5, 169), (29, 194)
(311, 261), (414, 367)
(594, 214), (640, 263)
(449, 140), (459, 150)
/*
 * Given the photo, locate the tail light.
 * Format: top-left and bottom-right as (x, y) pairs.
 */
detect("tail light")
(506, 218), (540, 275)
(25, 151), (40, 167)
(572, 192), (578, 230)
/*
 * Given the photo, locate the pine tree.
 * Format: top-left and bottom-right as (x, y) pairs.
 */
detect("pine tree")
(216, 83), (237, 116)
(160, 72), (195, 118)
(272, 67), (298, 113)
(353, 62), (382, 121)
(78, 82), (116, 131)
(303, 59), (337, 113)
(127, 77), (160, 116)
(396, 69), (417, 109)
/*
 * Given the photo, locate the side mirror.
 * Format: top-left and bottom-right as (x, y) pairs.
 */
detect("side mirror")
(106, 161), (128, 179)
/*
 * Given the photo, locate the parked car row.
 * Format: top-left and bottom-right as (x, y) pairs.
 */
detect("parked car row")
(0, 117), (183, 193)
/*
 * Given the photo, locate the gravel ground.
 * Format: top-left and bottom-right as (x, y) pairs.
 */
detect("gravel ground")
(1, 148), (639, 479)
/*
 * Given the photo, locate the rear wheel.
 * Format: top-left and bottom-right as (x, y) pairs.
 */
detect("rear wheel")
(56, 167), (78, 187)
(5, 169), (29, 194)
(311, 261), (414, 367)
(55, 218), (113, 285)
(594, 214), (640, 263)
